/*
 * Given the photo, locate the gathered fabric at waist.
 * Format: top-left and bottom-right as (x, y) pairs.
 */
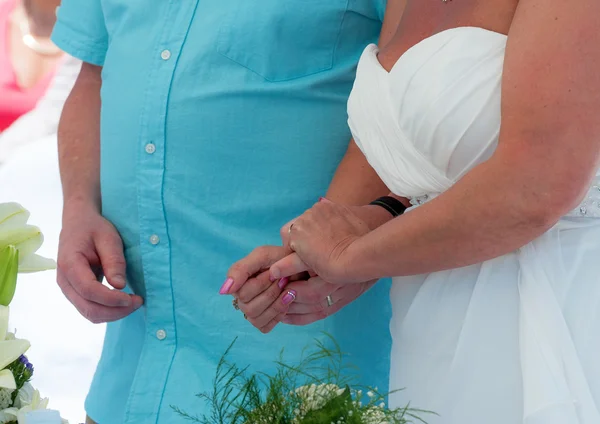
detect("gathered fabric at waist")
(406, 176), (600, 219)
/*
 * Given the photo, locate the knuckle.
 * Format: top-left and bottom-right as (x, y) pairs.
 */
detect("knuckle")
(306, 290), (322, 305)
(315, 311), (328, 321)
(313, 302), (326, 314)
(77, 283), (93, 300)
(279, 226), (288, 241)
(266, 287), (281, 303)
(253, 245), (267, 256)
(243, 307), (259, 320)
(230, 262), (250, 280)
(56, 256), (73, 272)
(105, 254), (126, 267)
(79, 305), (96, 323)
(237, 290), (251, 304)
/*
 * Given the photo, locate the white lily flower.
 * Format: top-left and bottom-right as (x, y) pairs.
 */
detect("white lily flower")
(0, 306), (30, 390)
(0, 385), (51, 424)
(0, 203), (56, 273)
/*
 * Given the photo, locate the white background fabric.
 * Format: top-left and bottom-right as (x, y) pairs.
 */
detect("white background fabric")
(0, 136), (103, 423)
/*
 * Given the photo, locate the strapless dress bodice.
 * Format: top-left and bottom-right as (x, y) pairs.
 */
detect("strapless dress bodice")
(348, 27), (600, 217)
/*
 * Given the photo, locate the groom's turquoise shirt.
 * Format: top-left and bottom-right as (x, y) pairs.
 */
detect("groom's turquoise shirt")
(53, 1), (390, 422)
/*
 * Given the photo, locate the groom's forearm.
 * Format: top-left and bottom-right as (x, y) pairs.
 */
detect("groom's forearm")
(326, 139), (389, 204)
(57, 63), (103, 213)
(326, 140), (393, 229)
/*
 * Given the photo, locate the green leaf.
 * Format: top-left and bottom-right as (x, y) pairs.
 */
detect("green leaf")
(0, 246), (18, 306)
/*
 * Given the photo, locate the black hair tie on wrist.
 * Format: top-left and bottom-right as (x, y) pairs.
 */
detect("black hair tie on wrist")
(369, 196), (407, 217)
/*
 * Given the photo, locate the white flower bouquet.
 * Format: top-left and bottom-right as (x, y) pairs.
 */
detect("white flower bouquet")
(0, 203), (67, 424)
(174, 335), (432, 424)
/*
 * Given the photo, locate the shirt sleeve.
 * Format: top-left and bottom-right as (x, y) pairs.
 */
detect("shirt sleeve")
(51, 0), (109, 66)
(375, 0), (387, 22)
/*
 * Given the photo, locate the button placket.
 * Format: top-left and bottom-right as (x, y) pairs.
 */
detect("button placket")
(124, 1), (201, 421)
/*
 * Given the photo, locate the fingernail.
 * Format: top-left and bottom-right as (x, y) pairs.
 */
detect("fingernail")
(132, 296), (144, 308)
(282, 317), (292, 324)
(282, 290), (297, 306)
(119, 297), (131, 307)
(278, 277), (289, 289)
(319, 197), (332, 203)
(113, 275), (126, 287)
(270, 268), (280, 281)
(219, 277), (234, 295)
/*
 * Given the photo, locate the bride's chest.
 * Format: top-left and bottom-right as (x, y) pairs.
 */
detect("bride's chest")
(348, 28), (508, 184)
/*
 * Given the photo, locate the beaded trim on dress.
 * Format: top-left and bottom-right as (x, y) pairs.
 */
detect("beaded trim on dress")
(409, 176), (600, 219)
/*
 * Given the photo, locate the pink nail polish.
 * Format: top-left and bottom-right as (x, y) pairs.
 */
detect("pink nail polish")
(219, 277), (234, 295)
(282, 290), (297, 306)
(278, 277), (289, 289)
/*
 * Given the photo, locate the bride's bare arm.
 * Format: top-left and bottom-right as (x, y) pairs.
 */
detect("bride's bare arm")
(273, 0), (600, 284)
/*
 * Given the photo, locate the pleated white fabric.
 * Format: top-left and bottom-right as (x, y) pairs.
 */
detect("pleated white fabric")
(348, 27), (600, 423)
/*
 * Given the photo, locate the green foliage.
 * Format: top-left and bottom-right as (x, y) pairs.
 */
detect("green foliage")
(173, 334), (433, 424)
(6, 356), (33, 405)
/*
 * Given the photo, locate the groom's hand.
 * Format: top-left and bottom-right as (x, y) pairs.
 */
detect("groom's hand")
(57, 200), (143, 323)
(279, 277), (376, 326)
(235, 274), (376, 333)
(225, 246), (376, 333)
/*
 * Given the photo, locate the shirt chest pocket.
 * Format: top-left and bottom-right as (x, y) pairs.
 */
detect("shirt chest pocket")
(217, 0), (349, 82)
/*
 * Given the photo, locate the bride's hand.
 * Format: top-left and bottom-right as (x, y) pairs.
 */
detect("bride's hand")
(273, 199), (371, 285)
(221, 244), (363, 333)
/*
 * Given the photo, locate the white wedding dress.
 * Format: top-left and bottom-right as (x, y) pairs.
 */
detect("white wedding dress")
(348, 27), (600, 424)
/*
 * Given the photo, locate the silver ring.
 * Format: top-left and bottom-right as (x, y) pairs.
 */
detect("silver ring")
(326, 295), (334, 307)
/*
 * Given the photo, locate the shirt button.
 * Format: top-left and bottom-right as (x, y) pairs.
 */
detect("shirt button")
(156, 329), (167, 340)
(149, 234), (160, 245)
(145, 143), (156, 154)
(160, 49), (171, 60)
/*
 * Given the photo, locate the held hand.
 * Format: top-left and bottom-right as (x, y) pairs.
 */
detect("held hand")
(57, 201), (143, 323)
(235, 275), (376, 333)
(273, 200), (371, 285)
(281, 276), (376, 326)
(221, 245), (292, 295)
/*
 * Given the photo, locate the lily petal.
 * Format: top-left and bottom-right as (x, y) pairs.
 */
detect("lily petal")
(0, 203), (29, 231)
(0, 369), (16, 390)
(0, 226), (43, 258)
(18, 254), (56, 273)
(0, 339), (30, 370)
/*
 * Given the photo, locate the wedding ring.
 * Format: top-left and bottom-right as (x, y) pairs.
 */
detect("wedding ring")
(232, 298), (240, 310)
(326, 295), (334, 307)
